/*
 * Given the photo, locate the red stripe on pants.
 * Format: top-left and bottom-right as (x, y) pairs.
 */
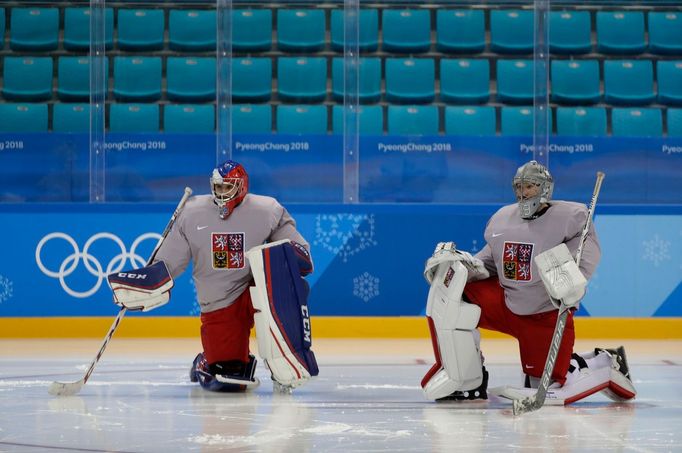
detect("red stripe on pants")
(200, 289), (255, 364)
(463, 277), (575, 385)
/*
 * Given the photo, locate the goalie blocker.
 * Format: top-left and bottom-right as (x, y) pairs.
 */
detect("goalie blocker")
(247, 240), (319, 390)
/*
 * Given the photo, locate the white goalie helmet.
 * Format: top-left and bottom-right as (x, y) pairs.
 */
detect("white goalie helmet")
(512, 160), (554, 219)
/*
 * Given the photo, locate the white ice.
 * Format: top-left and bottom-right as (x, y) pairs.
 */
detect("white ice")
(0, 339), (680, 452)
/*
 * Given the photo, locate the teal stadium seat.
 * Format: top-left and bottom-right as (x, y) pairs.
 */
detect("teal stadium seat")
(550, 60), (601, 104)
(63, 7), (114, 51)
(385, 58), (435, 104)
(0, 103), (47, 132)
(331, 9), (379, 52)
(556, 107), (607, 136)
(596, 11), (646, 55)
(169, 10), (216, 51)
(668, 109), (682, 137)
(233, 9), (272, 52)
(611, 108), (662, 137)
(167, 57), (216, 102)
(277, 57), (327, 103)
(440, 59), (490, 104)
(0, 9), (5, 49)
(277, 105), (328, 134)
(117, 9), (164, 51)
(10, 7), (59, 51)
(648, 12), (682, 55)
(444, 106), (496, 136)
(436, 9), (485, 54)
(58, 57), (109, 102)
(113, 57), (162, 102)
(387, 105), (439, 135)
(549, 11), (592, 55)
(233, 58), (272, 103)
(53, 103), (90, 132)
(232, 105), (272, 133)
(332, 105), (383, 135)
(109, 104), (159, 133)
(164, 105), (215, 133)
(2, 57), (53, 101)
(501, 107), (552, 135)
(490, 10), (534, 54)
(604, 60), (654, 105)
(496, 60), (534, 104)
(657, 61), (682, 106)
(277, 9), (326, 52)
(382, 9), (431, 53)
(332, 57), (381, 104)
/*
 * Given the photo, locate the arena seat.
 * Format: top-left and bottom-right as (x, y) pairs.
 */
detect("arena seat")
(277, 105), (328, 134)
(332, 105), (383, 135)
(556, 107), (607, 136)
(382, 9), (431, 53)
(276, 9), (326, 52)
(596, 11), (646, 55)
(232, 104), (272, 134)
(444, 106), (496, 136)
(496, 59), (534, 104)
(549, 10), (592, 55)
(9, 7), (59, 51)
(117, 9), (164, 51)
(657, 61), (682, 106)
(0, 8), (5, 49)
(667, 108), (682, 137)
(436, 9), (486, 54)
(611, 108), (662, 137)
(167, 57), (216, 102)
(332, 57), (382, 104)
(440, 59), (490, 104)
(330, 9), (379, 52)
(277, 57), (327, 103)
(233, 57), (273, 103)
(109, 104), (160, 133)
(604, 60), (655, 105)
(233, 9), (272, 52)
(501, 106), (553, 135)
(169, 10), (216, 51)
(385, 58), (435, 104)
(113, 57), (162, 102)
(550, 60), (601, 104)
(0, 103), (48, 132)
(2, 57), (53, 101)
(58, 57), (109, 102)
(648, 12), (682, 55)
(490, 9), (534, 54)
(53, 103), (90, 133)
(387, 105), (439, 135)
(164, 104), (215, 133)
(63, 7), (114, 51)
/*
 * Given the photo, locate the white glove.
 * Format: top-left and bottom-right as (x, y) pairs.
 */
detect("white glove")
(424, 242), (490, 284)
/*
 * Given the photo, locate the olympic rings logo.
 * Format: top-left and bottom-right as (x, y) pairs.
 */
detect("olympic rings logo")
(35, 232), (162, 298)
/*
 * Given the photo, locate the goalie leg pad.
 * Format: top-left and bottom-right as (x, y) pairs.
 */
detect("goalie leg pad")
(247, 240), (319, 389)
(421, 261), (484, 400)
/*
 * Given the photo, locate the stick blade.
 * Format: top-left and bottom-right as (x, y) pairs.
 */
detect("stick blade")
(512, 396), (540, 416)
(48, 380), (84, 397)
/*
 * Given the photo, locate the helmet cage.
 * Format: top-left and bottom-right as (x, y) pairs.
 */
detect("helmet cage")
(210, 162), (248, 219)
(512, 161), (553, 219)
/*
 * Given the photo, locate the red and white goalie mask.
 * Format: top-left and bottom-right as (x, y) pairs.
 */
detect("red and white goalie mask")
(210, 160), (249, 219)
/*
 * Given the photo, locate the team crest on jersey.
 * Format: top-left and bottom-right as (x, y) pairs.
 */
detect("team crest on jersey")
(211, 232), (245, 270)
(502, 241), (534, 281)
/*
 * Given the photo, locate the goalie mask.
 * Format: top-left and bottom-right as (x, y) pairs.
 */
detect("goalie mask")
(513, 160), (553, 219)
(211, 160), (248, 219)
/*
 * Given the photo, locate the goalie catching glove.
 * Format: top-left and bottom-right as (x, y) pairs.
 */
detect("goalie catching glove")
(424, 242), (490, 284)
(107, 261), (174, 312)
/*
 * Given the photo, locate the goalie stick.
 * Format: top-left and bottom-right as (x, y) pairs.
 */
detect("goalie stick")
(512, 171), (605, 416)
(48, 187), (193, 397)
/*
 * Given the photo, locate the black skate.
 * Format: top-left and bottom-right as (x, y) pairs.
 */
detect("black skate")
(437, 366), (488, 401)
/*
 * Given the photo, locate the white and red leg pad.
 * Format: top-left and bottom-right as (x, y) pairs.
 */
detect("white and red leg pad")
(247, 240), (319, 389)
(421, 261), (483, 400)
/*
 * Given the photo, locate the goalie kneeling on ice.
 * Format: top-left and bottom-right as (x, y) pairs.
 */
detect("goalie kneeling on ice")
(247, 240), (319, 388)
(107, 261), (174, 312)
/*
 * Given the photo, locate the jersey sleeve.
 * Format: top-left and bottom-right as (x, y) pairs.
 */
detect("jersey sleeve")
(152, 212), (192, 279)
(268, 203), (313, 273)
(474, 243), (497, 277)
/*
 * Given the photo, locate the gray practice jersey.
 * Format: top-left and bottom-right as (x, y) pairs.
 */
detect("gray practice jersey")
(474, 201), (600, 315)
(154, 193), (309, 313)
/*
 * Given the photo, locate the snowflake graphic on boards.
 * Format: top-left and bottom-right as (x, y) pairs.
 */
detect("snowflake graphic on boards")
(314, 214), (377, 262)
(353, 272), (380, 303)
(642, 234), (671, 267)
(0, 275), (14, 304)
(188, 279), (201, 316)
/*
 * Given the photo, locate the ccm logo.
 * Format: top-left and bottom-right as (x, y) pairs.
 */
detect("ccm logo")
(301, 305), (311, 343)
(117, 273), (147, 279)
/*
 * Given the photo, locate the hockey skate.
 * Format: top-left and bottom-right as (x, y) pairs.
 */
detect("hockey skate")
(436, 366), (489, 402)
(190, 353), (260, 392)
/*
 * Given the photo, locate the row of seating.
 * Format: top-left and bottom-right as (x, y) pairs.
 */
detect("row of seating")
(3, 55), (681, 106)
(1, 7), (681, 55)
(2, 103), (680, 137)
